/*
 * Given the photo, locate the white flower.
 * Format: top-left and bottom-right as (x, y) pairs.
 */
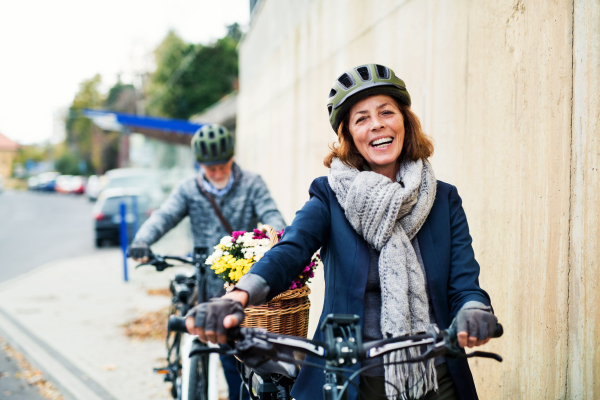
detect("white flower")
(220, 236), (233, 247)
(253, 247), (268, 261)
(205, 248), (224, 265)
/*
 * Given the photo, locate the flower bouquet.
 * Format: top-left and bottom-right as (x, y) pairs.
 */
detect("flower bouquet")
(205, 225), (321, 337)
(206, 228), (321, 292)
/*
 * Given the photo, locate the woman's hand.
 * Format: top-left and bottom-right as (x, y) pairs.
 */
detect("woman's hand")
(185, 290), (249, 344)
(453, 304), (498, 348)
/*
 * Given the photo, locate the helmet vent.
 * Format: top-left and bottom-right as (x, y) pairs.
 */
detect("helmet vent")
(327, 104), (333, 116)
(329, 88), (337, 98)
(356, 66), (371, 81)
(208, 130), (215, 139)
(219, 138), (227, 155)
(375, 64), (390, 79)
(219, 127), (225, 135)
(337, 73), (355, 89)
(210, 143), (218, 158)
(200, 142), (208, 158)
(199, 131), (204, 137)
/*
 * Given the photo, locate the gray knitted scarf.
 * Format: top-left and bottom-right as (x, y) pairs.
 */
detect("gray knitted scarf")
(328, 157), (437, 399)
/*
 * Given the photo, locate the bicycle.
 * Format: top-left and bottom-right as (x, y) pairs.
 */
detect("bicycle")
(168, 314), (503, 400)
(136, 248), (217, 400)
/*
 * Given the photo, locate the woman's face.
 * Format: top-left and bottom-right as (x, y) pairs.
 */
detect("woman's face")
(347, 94), (404, 175)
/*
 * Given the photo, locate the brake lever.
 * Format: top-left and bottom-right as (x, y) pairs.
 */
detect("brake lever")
(463, 351), (503, 362)
(135, 258), (171, 271)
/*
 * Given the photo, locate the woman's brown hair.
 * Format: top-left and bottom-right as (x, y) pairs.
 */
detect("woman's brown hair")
(323, 99), (434, 169)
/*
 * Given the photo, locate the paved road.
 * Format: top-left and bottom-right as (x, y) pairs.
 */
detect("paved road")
(0, 190), (98, 283)
(0, 190), (99, 399)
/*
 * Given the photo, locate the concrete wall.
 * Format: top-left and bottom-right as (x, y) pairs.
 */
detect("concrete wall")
(236, 0), (599, 398)
(569, 1), (600, 398)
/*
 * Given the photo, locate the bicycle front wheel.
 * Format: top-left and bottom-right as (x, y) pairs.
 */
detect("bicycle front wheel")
(187, 353), (209, 400)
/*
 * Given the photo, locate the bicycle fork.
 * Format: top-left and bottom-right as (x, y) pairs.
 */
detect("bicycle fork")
(323, 372), (348, 400)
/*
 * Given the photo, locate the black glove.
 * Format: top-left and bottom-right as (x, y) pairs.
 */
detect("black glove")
(128, 242), (152, 260)
(187, 298), (245, 337)
(453, 304), (497, 340)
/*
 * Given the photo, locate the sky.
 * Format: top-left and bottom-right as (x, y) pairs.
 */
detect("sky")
(0, 0), (250, 145)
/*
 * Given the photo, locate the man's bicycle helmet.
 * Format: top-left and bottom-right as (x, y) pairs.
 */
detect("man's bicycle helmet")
(191, 123), (235, 165)
(327, 64), (411, 133)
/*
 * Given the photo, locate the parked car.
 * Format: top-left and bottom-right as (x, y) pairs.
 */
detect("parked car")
(36, 172), (60, 192)
(55, 175), (73, 193)
(27, 176), (39, 190)
(103, 168), (164, 205)
(70, 176), (86, 194)
(55, 175), (86, 194)
(85, 175), (106, 201)
(92, 188), (154, 247)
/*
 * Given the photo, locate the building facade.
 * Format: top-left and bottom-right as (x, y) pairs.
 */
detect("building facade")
(0, 132), (19, 179)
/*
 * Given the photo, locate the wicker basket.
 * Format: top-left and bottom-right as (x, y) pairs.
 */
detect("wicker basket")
(240, 225), (311, 337)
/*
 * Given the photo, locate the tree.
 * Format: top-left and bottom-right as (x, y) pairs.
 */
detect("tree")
(93, 80), (136, 173)
(65, 74), (104, 174)
(146, 27), (240, 119)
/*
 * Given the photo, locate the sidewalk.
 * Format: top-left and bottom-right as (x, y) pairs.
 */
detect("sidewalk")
(0, 218), (326, 400)
(0, 219), (217, 400)
(0, 249), (174, 400)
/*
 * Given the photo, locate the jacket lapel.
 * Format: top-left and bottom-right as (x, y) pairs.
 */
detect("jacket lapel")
(416, 217), (449, 327)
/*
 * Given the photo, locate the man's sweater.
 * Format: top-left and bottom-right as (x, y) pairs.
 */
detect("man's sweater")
(132, 163), (286, 297)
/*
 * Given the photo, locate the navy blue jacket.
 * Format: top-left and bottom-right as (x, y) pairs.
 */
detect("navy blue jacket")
(250, 177), (492, 400)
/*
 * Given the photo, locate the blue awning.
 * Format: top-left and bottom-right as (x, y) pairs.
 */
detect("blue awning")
(83, 109), (204, 135)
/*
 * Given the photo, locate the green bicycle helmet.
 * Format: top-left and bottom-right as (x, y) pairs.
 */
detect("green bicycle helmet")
(191, 123), (235, 165)
(327, 64), (411, 133)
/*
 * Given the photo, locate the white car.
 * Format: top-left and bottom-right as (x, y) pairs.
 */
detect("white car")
(103, 168), (165, 207)
(85, 175), (107, 201)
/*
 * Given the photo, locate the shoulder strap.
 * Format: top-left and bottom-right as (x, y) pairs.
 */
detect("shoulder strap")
(196, 176), (233, 234)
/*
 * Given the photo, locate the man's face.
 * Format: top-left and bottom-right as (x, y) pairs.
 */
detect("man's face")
(201, 158), (234, 189)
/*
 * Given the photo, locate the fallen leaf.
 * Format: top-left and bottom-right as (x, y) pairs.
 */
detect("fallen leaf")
(147, 288), (171, 297)
(121, 307), (170, 340)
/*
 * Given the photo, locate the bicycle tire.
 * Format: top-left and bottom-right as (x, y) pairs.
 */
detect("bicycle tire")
(167, 302), (186, 399)
(187, 353), (209, 400)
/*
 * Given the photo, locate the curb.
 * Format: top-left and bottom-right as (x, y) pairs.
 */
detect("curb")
(0, 307), (119, 400)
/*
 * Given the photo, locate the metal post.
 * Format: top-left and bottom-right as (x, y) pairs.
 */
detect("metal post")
(119, 202), (129, 282)
(131, 195), (139, 236)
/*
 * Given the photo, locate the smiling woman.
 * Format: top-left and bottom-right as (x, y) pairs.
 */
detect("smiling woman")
(324, 95), (433, 180)
(186, 64), (498, 400)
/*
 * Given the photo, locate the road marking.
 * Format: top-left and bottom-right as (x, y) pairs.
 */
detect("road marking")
(0, 307), (118, 400)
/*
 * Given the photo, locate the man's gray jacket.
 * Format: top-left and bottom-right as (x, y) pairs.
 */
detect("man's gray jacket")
(132, 163), (286, 297)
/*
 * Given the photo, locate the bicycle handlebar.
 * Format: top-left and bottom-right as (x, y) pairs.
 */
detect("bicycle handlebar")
(168, 315), (189, 333)
(135, 254), (195, 271)
(167, 315), (503, 365)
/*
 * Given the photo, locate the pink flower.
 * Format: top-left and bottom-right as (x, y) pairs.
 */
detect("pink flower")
(290, 281), (297, 290)
(252, 229), (268, 240)
(303, 266), (311, 273)
(232, 231), (246, 242)
(308, 271), (314, 278)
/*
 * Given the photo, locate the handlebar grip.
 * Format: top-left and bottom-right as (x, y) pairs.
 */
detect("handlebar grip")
(492, 323), (503, 338)
(168, 316), (188, 333)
